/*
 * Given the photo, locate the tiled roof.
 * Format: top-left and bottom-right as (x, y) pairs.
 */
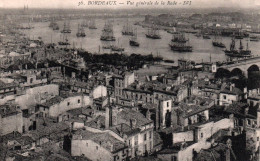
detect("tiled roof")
(118, 109), (153, 127)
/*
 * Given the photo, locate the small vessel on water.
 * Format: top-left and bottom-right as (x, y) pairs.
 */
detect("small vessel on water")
(122, 19), (134, 36)
(81, 20), (88, 28)
(203, 33), (211, 39)
(60, 21), (71, 33)
(212, 33), (225, 48)
(100, 21), (116, 41)
(224, 38), (251, 57)
(58, 34), (70, 46)
(76, 24), (86, 37)
(129, 28), (139, 47)
(145, 25), (161, 39)
(111, 39), (124, 52)
(89, 19), (97, 29)
(195, 32), (202, 37)
(250, 36), (259, 42)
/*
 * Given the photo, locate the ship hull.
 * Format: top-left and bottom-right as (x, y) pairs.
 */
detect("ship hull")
(145, 34), (161, 39)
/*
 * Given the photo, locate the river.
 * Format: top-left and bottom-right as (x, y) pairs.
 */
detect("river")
(22, 17), (260, 64)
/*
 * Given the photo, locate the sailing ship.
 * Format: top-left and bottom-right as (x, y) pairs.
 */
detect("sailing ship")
(102, 42), (112, 49)
(171, 33), (189, 43)
(60, 21), (71, 33)
(195, 32), (202, 37)
(122, 19), (134, 36)
(111, 38), (124, 52)
(76, 24), (86, 37)
(100, 21), (115, 41)
(89, 19), (97, 29)
(58, 34), (70, 46)
(169, 32), (192, 52)
(81, 20), (88, 28)
(224, 38), (251, 57)
(212, 33), (225, 48)
(145, 25), (161, 39)
(20, 19), (34, 30)
(129, 28), (139, 47)
(49, 17), (59, 30)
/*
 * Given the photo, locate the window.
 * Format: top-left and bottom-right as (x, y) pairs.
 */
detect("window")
(167, 102), (169, 107)
(223, 95), (227, 100)
(67, 102), (70, 106)
(257, 137), (259, 141)
(96, 146), (98, 150)
(78, 99), (80, 104)
(201, 133), (203, 138)
(149, 131), (152, 139)
(144, 133), (147, 141)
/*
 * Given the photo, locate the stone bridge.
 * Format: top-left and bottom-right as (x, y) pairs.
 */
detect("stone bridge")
(217, 56), (260, 77)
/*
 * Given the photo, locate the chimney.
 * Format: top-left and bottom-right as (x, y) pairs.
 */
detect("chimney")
(230, 83), (235, 92)
(105, 106), (112, 129)
(110, 144), (114, 152)
(244, 107), (249, 115)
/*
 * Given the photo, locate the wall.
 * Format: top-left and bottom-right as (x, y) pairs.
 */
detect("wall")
(71, 139), (113, 161)
(219, 93), (238, 106)
(49, 95), (90, 117)
(92, 85), (107, 99)
(195, 118), (234, 142)
(15, 84), (59, 110)
(177, 141), (212, 161)
(172, 130), (194, 144)
(0, 112), (23, 136)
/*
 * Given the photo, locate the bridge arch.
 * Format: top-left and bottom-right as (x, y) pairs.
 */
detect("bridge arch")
(215, 68), (231, 78)
(230, 68), (244, 77)
(248, 64), (260, 90)
(248, 64), (260, 73)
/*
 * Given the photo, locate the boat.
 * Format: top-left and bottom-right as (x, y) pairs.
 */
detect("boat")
(169, 33), (192, 52)
(122, 19), (134, 36)
(212, 33), (225, 48)
(76, 24), (86, 37)
(224, 38), (251, 57)
(49, 18), (59, 30)
(111, 45), (124, 52)
(203, 34), (211, 39)
(100, 21), (116, 41)
(60, 21), (71, 33)
(111, 39), (124, 52)
(250, 36), (259, 42)
(129, 28), (139, 47)
(171, 33), (188, 43)
(195, 32), (202, 37)
(58, 34), (70, 46)
(81, 20), (88, 28)
(89, 19), (97, 29)
(145, 25), (161, 39)
(20, 19), (33, 30)
(169, 43), (192, 52)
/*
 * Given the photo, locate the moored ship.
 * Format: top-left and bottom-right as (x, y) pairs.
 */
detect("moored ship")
(145, 26), (161, 39)
(60, 21), (71, 33)
(76, 24), (86, 37)
(129, 28), (139, 47)
(224, 38), (251, 57)
(100, 21), (115, 41)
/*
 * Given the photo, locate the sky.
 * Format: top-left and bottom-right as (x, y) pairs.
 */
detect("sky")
(0, 0), (259, 9)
